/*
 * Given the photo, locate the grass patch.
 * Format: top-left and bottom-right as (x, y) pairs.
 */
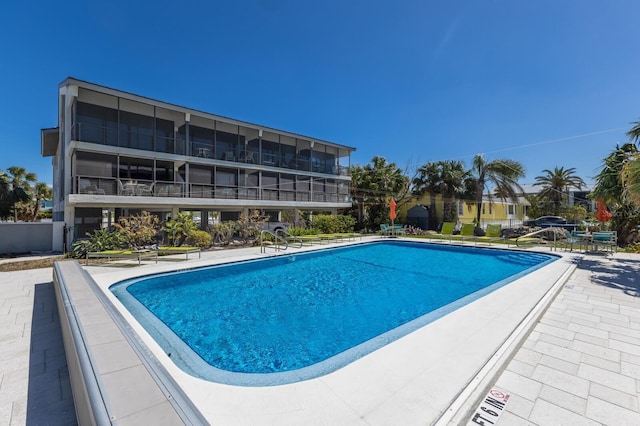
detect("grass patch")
(0, 256), (71, 272)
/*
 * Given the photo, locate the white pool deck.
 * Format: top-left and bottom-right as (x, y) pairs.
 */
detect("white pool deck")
(3, 237), (640, 425)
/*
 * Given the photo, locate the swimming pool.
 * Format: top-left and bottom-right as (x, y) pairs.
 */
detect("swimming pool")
(111, 241), (557, 386)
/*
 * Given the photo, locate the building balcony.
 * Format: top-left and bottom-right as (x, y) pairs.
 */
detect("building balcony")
(73, 122), (350, 177)
(73, 176), (350, 204)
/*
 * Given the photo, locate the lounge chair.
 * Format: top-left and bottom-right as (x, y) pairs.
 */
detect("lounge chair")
(298, 235), (322, 245)
(474, 224), (503, 245)
(333, 232), (361, 241)
(317, 234), (339, 243)
(157, 246), (201, 259)
(432, 222), (456, 242)
(458, 223), (476, 242)
(85, 249), (158, 265)
(513, 233), (545, 247)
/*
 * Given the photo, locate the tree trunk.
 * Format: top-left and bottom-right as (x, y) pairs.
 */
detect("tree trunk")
(428, 192), (438, 230)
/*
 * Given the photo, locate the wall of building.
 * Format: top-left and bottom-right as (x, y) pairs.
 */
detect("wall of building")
(0, 222), (65, 254)
(401, 193), (529, 228)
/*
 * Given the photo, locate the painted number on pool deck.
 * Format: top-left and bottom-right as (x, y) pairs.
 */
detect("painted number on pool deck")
(467, 387), (510, 426)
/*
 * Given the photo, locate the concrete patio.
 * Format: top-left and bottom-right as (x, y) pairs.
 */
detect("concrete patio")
(2, 244), (640, 425)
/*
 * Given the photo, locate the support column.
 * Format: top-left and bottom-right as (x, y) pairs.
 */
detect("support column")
(201, 210), (209, 230)
(185, 113), (191, 156)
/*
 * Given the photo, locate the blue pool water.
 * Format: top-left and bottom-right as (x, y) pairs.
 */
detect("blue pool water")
(111, 241), (556, 385)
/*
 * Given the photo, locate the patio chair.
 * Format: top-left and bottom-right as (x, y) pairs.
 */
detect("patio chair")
(592, 231), (617, 252)
(118, 179), (135, 196)
(558, 230), (584, 252)
(84, 184), (106, 195)
(137, 182), (155, 196)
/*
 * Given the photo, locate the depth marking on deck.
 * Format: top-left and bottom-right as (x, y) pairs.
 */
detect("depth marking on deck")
(467, 387), (510, 425)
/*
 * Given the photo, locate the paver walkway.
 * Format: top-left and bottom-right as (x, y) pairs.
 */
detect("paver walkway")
(0, 267), (76, 425)
(491, 252), (640, 425)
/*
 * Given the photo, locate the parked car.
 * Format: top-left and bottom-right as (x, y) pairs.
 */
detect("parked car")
(524, 216), (579, 230)
(259, 221), (290, 234)
(524, 216), (567, 227)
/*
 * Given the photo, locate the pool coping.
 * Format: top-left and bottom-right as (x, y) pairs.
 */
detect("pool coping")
(53, 260), (208, 424)
(69, 237), (579, 424)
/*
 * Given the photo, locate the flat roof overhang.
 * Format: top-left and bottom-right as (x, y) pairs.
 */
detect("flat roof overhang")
(67, 194), (352, 211)
(61, 77), (356, 153)
(41, 127), (59, 157)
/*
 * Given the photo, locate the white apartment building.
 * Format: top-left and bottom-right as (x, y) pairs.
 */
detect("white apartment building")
(41, 78), (355, 246)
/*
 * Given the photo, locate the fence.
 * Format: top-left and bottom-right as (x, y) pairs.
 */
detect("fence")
(0, 222), (64, 255)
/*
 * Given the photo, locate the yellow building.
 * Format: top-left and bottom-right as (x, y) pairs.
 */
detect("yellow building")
(400, 193), (530, 229)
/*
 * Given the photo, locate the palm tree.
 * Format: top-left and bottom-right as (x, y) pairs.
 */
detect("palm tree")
(5, 167), (37, 221)
(0, 170), (10, 219)
(533, 167), (586, 215)
(350, 156), (409, 229)
(412, 160), (468, 227)
(628, 119), (640, 143)
(592, 142), (638, 204)
(412, 162), (440, 228)
(350, 164), (367, 225)
(623, 119), (640, 204)
(31, 182), (53, 221)
(466, 154), (525, 226)
(621, 155), (640, 205)
(592, 142), (640, 245)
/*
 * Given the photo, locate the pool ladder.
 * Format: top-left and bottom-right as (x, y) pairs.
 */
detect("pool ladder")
(259, 230), (304, 253)
(260, 230), (289, 253)
(276, 229), (303, 249)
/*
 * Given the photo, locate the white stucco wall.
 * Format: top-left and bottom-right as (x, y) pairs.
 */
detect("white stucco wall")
(0, 222), (65, 254)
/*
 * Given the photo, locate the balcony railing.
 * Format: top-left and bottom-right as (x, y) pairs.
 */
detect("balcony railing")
(74, 122), (350, 176)
(74, 175), (349, 203)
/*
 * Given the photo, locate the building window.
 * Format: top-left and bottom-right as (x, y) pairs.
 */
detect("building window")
(119, 111), (154, 151)
(507, 204), (515, 215)
(76, 102), (118, 145)
(458, 201), (464, 216)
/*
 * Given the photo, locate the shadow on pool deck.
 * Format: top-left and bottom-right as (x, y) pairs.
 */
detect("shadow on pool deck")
(578, 255), (640, 298)
(27, 283), (77, 425)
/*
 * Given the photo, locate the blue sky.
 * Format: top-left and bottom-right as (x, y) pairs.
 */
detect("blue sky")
(1, 0), (639, 186)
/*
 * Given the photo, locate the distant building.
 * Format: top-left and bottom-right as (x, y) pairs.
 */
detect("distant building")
(519, 184), (596, 213)
(400, 193), (530, 229)
(40, 199), (53, 211)
(41, 78), (356, 246)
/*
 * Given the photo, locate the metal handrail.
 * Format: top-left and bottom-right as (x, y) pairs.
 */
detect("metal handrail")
(260, 230), (288, 253)
(276, 229), (303, 248)
(515, 227), (558, 250)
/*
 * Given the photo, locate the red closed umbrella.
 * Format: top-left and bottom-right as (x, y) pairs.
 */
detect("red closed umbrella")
(595, 198), (612, 223)
(389, 198), (397, 236)
(389, 198), (397, 220)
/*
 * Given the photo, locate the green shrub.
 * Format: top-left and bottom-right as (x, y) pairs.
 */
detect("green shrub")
(163, 212), (197, 247)
(70, 228), (126, 258)
(115, 211), (160, 249)
(187, 229), (212, 248)
(312, 214), (355, 233)
(236, 210), (266, 243)
(211, 222), (236, 245)
(287, 226), (320, 236)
